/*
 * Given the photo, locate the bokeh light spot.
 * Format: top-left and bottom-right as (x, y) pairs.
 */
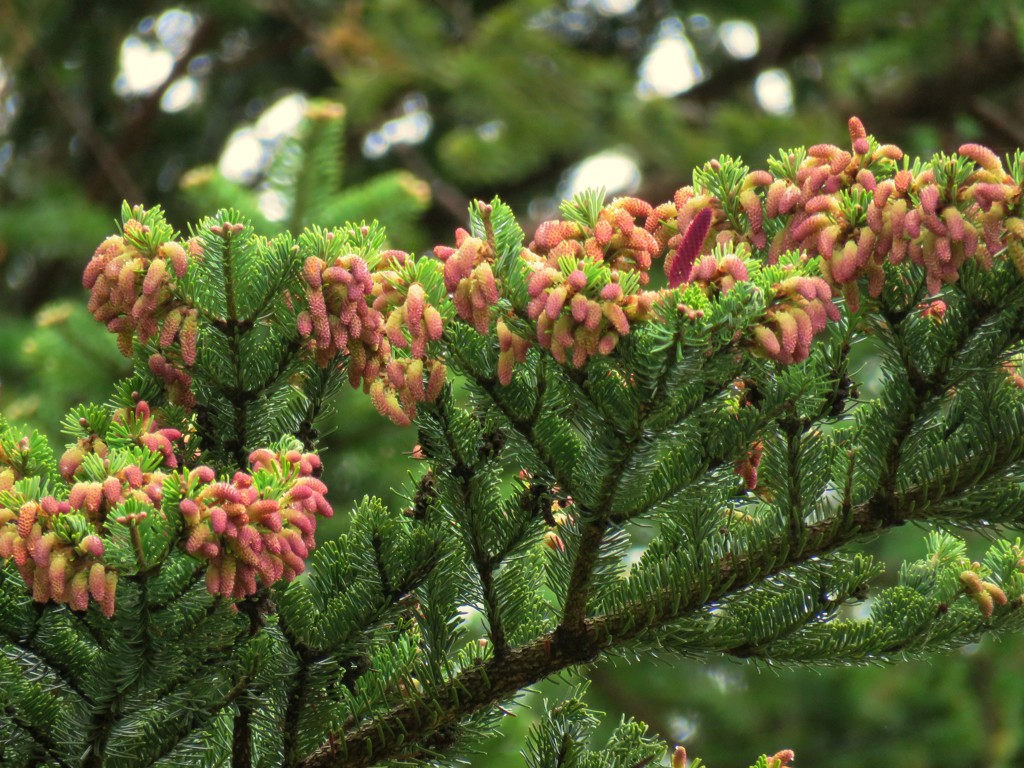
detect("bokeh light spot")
(754, 68), (794, 115)
(720, 20), (759, 60)
(219, 127), (265, 184)
(561, 149), (641, 199)
(115, 37), (175, 96)
(160, 77), (200, 113)
(636, 18), (704, 99)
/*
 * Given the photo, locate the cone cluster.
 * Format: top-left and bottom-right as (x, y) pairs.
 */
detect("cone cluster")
(674, 118), (1024, 313)
(520, 197), (662, 370)
(298, 244), (448, 425)
(434, 226), (500, 334)
(178, 447), (333, 600)
(1, 401), (184, 617)
(83, 224), (197, 361)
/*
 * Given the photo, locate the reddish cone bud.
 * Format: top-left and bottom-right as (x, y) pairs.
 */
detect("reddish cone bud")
(667, 207), (713, 288)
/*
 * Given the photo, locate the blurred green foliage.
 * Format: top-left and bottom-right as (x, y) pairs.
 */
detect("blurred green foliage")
(2, 1), (1024, 764)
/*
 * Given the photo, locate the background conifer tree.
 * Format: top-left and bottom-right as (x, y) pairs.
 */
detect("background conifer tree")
(4, 3), (1024, 766)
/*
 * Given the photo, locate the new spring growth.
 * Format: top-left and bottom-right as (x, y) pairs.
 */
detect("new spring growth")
(959, 569), (1008, 618)
(522, 197), (661, 369)
(541, 496), (572, 554)
(2, 402), (183, 617)
(693, 116), (1024, 310)
(297, 241), (446, 425)
(766, 750), (796, 768)
(149, 352), (196, 410)
(369, 251), (447, 425)
(671, 243), (839, 366)
(84, 120), (1024, 430)
(666, 207), (713, 287)
(298, 244), (383, 370)
(433, 215), (500, 334)
(656, 118), (1024, 361)
(1003, 353), (1024, 389)
(496, 318), (532, 386)
(0, 435), (31, 492)
(519, 181), (837, 370)
(3, 411), (335, 614)
(178, 444), (332, 601)
(919, 299), (947, 321)
(751, 274), (840, 364)
(0, 490), (117, 617)
(84, 217), (196, 361)
(60, 399), (183, 481)
(735, 441), (763, 491)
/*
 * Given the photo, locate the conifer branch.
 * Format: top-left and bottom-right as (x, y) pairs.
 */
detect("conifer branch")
(3, 623), (92, 704)
(232, 705), (254, 768)
(2, 703), (73, 768)
(7, 117), (1024, 768)
(557, 519), (608, 636)
(309, 445), (1024, 767)
(458, 358), (577, 494)
(303, 502), (896, 767)
(283, 653), (312, 768)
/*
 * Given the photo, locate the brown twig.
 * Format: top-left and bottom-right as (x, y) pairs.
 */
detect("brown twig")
(31, 50), (143, 204)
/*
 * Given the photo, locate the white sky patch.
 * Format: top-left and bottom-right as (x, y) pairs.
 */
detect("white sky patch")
(636, 18), (705, 99)
(155, 8), (198, 57)
(160, 76), (200, 112)
(361, 93), (432, 159)
(258, 187), (290, 222)
(705, 666), (743, 694)
(668, 714), (698, 742)
(561, 149), (641, 199)
(719, 20), (759, 59)
(382, 111), (432, 144)
(362, 132), (389, 160)
(255, 93), (308, 140)
(754, 68), (795, 115)
(114, 9), (199, 98)
(215, 93), (309, 183)
(592, 0), (639, 16)
(624, 546), (645, 570)
(849, 597), (873, 621)
(218, 127), (265, 184)
(115, 36), (175, 96)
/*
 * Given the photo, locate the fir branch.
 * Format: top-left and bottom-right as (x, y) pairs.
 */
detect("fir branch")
(459, 357), (574, 492)
(220, 228), (251, 470)
(12, 117), (1024, 768)
(282, 652), (312, 768)
(429, 394), (510, 658)
(557, 519), (608, 637)
(893, 427), (1024, 516)
(231, 593), (270, 768)
(781, 422), (806, 542)
(143, 671), (252, 767)
(232, 705), (253, 768)
(79, 584), (160, 768)
(305, 459), (1024, 767)
(2, 703), (72, 768)
(869, 300), (1024, 523)
(299, 504), (885, 767)
(1, 616), (93, 704)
